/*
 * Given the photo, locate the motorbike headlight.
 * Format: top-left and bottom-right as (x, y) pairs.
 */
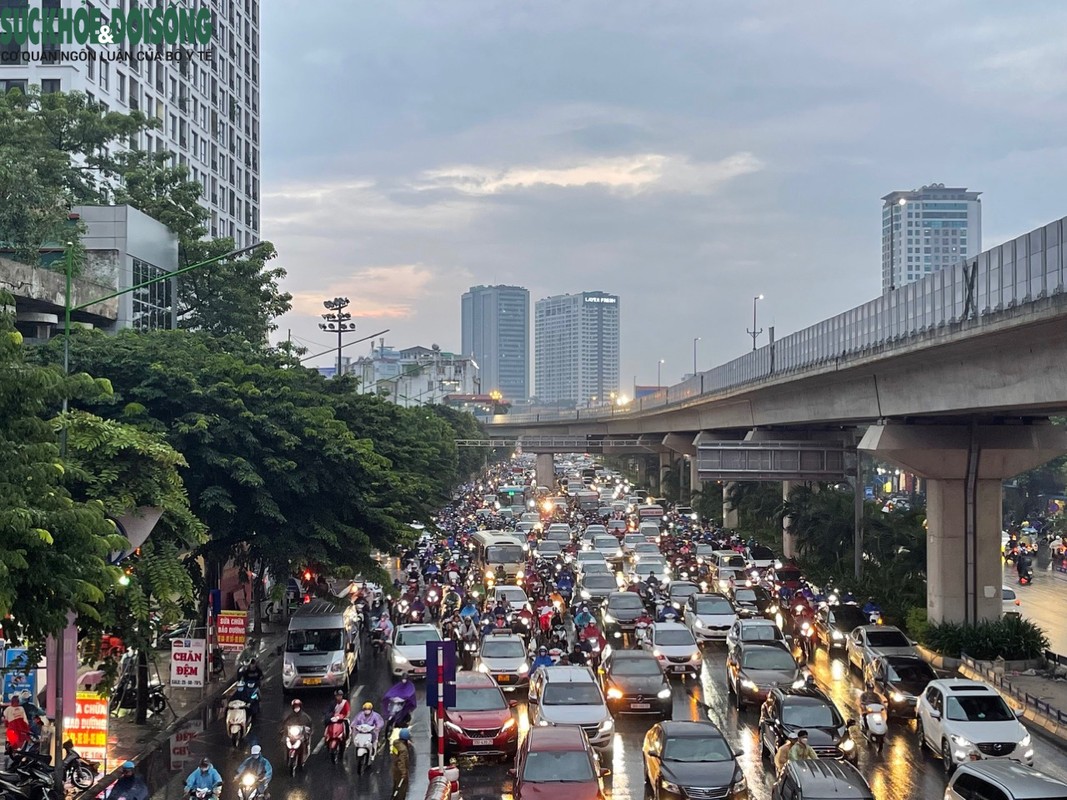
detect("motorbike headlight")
(657, 688), (671, 699)
(288, 725), (302, 737)
(242, 774), (256, 787)
(485, 570), (494, 579)
(615, 549), (623, 558)
(581, 590), (591, 599)
(606, 687), (623, 699)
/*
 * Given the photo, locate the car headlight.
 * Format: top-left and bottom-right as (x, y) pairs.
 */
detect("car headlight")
(731, 773), (747, 791)
(657, 688), (671, 699)
(477, 663), (490, 673)
(581, 590), (591, 599)
(517, 570), (524, 579)
(1020, 733), (1031, 747)
(660, 779), (680, 792)
(502, 717), (516, 730)
(606, 687), (623, 699)
(950, 734), (972, 749)
(841, 738), (855, 752)
(890, 691), (906, 702)
(694, 618), (704, 628)
(330, 660), (345, 673)
(603, 613), (616, 623)
(518, 663), (529, 674)
(283, 661), (294, 676)
(653, 649), (662, 658)
(740, 679), (757, 690)
(599, 719), (614, 731)
(393, 653), (410, 666)
(690, 651), (701, 661)
(832, 630), (844, 640)
(444, 721), (463, 734)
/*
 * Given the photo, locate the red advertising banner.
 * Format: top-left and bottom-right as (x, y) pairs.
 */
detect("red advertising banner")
(217, 610), (247, 651)
(68, 691), (108, 765)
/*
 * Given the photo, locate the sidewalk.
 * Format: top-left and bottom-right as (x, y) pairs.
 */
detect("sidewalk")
(958, 654), (1067, 747)
(75, 623), (286, 798)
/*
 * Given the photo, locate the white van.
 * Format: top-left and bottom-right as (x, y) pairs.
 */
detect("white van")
(282, 599), (360, 695)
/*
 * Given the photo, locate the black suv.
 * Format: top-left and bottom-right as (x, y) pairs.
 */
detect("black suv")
(729, 585), (773, 620)
(812, 604), (869, 653)
(600, 591), (647, 641)
(758, 684), (855, 763)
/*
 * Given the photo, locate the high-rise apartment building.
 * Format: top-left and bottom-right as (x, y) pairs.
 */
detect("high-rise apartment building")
(882, 184), (981, 293)
(461, 285), (529, 400)
(0, 0), (261, 247)
(534, 291), (619, 405)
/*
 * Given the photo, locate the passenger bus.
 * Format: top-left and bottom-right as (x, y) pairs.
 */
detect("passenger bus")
(470, 531), (526, 581)
(496, 485), (530, 509)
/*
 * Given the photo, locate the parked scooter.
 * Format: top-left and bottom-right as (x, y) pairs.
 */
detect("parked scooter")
(62, 740), (99, 789)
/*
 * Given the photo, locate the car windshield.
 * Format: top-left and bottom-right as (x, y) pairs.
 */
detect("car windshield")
(542, 684), (603, 705)
(640, 558), (665, 570)
(782, 701), (839, 728)
(584, 577), (617, 591)
(499, 588), (527, 601)
(722, 556), (746, 568)
(286, 628), (343, 653)
(521, 751), (595, 782)
(741, 649), (795, 670)
(453, 687), (506, 711)
(670, 585), (698, 600)
(623, 536), (644, 546)
(395, 629), (439, 647)
(482, 640), (525, 659)
(539, 543), (562, 554)
(742, 625), (780, 642)
(610, 594), (645, 611)
(487, 545), (525, 564)
(656, 628), (696, 646)
(829, 608), (869, 629)
(749, 546), (775, 559)
(886, 662), (935, 684)
(867, 630), (911, 648)
(609, 658), (662, 676)
(663, 735), (733, 762)
(594, 537), (618, 549)
(583, 563), (611, 574)
(547, 531), (570, 542)
(734, 589), (758, 603)
(695, 598), (734, 615)
(777, 569), (802, 582)
(945, 694), (1015, 722)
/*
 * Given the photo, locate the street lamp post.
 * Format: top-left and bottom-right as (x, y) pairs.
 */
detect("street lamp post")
(319, 297), (357, 377)
(657, 359), (665, 388)
(746, 294), (764, 351)
(693, 337), (701, 376)
(57, 240), (262, 794)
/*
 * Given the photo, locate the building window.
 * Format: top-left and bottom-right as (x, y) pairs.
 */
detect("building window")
(131, 258), (173, 331)
(40, 79), (61, 94)
(100, 60), (109, 91)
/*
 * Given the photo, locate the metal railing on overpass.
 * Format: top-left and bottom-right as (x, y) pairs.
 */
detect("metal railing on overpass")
(496, 214), (1067, 425)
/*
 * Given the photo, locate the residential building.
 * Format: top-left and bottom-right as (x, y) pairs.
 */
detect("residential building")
(882, 184), (981, 292)
(0, 0), (261, 246)
(334, 341), (480, 407)
(1, 204), (178, 341)
(461, 285), (529, 400)
(534, 291), (620, 405)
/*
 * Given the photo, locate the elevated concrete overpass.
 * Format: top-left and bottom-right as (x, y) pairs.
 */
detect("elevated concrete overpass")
(488, 214), (1067, 625)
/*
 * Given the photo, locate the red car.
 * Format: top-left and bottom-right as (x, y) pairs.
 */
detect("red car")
(511, 726), (608, 800)
(430, 672), (518, 760)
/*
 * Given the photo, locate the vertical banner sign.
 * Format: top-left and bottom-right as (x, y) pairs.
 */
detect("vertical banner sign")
(68, 691), (108, 765)
(217, 611), (248, 651)
(171, 639), (207, 688)
(2, 649), (37, 703)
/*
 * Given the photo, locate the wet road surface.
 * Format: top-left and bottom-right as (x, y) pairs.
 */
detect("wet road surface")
(147, 630), (1067, 800)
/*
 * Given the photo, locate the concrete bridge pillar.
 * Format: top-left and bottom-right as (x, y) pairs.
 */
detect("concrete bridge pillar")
(782, 480), (797, 559)
(690, 457), (701, 504)
(658, 451), (672, 495)
(535, 453), (554, 490)
(860, 423), (1067, 624)
(723, 483), (738, 529)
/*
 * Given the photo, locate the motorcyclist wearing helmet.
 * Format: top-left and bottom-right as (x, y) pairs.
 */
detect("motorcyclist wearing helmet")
(112, 761), (149, 800)
(859, 680), (882, 712)
(391, 728), (414, 800)
(573, 604), (594, 628)
(457, 614), (479, 642)
(375, 612), (395, 640)
(185, 757), (223, 797)
(459, 598), (480, 619)
(235, 745), (272, 791)
(281, 699), (313, 758)
(353, 701), (385, 748)
(531, 646), (554, 672)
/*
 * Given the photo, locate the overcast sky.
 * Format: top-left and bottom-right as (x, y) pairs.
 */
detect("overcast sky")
(260, 0), (1067, 390)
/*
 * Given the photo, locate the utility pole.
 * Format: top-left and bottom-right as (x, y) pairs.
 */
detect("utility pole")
(747, 294), (764, 351)
(319, 297), (357, 376)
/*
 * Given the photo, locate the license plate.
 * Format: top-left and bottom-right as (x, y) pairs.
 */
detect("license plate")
(498, 674), (512, 683)
(472, 738), (494, 747)
(671, 666), (688, 673)
(414, 666), (426, 674)
(303, 678), (322, 685)
(631, 703), (651, 710)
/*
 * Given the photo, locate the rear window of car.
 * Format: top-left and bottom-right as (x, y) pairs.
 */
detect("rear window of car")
(521, 750), (595, 782)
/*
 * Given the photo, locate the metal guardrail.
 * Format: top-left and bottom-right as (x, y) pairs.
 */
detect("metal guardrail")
(961, 653), (1067, 726)
(495, 214), (1067, 426)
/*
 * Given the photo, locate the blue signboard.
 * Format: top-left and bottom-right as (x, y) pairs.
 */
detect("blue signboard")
(424, 641), (457, 709)
(864, 486), (875, 500)
(3, 648), (36, 704)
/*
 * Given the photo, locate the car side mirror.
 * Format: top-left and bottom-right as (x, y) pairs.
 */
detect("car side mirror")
(930, 710), (941, 720)
(1014, 707), (1024, 718)
(507, 768), (517, 778)
(509, 699), (519, 708)
(647, 752), (660, 760)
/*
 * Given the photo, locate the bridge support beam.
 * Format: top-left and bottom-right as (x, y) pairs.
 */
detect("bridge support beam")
(690, 457), (701, 505)
(535, 453), (554, 490)
(658, 451), (672, 494)
(723, 483), (738, 529)
(782, 481), (797, 559)
(860, 423), (1067, 624)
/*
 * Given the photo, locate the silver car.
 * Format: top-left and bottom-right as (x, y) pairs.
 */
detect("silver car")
(845, 625), (919, 672)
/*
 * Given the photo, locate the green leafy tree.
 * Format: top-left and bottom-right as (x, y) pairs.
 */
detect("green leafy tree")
(0, 297), (126, 644)
(426, 405), (488, 480)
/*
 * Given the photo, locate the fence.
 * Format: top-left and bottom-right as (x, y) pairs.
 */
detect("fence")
(961, 653), (1067, 726)
(500, 214), (1067, 426)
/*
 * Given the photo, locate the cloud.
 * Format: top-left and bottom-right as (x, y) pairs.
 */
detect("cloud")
(289, 265), (437, 321)
(414, 152), (763, 196)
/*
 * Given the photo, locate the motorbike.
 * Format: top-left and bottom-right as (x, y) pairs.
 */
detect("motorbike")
(460, 639), (478, 671)
(226, 698), (252, 747)
(190, 787), (221, 800)
(860, 703), (888, 754)
(324, 715), (348, 764)
(235, 772), (266, 800)
(1019, 566), (1034, 586)
(285, 724), (310, 775)
(371, 628), (388, 658)
(62, 740), (99, 789)
(0, 758), (60, 800)
(353, 721), (379, 774)
(634, 621), (651, 649)
(384, 697), (412, 742)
